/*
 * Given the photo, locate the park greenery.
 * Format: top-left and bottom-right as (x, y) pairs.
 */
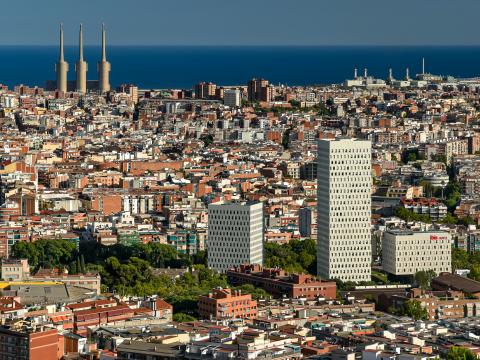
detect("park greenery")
(399, 300), (429, 320)
(452, 248), (480, 282)
(13, 237), (480, 320)
(414, 270), (436, 290)
(388, 299), (428, 320)
(11, 239), (270, 320)
(264, 238), (316, 274)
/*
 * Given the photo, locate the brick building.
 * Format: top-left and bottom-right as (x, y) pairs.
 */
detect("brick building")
(227, 264), (337, 300)
(198, 287), (257, 320)
(0, 326), (61, 360)
(0, 225), (29, 258)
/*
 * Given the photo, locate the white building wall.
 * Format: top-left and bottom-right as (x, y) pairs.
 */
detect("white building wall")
(207, 201), (263, 272)
(382, 230), (452, 275)
(317, 138), (372, 282)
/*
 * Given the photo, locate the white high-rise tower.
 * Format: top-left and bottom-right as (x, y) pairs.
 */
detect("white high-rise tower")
(207, 201), (263, 273)
(317, 138), (372, 282)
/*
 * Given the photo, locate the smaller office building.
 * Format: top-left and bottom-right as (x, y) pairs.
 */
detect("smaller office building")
(382, 230), (452, 276)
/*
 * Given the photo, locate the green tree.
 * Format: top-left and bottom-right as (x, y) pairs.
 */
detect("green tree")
(401, 300), (429, 320)
(469, 264), (480, 282)
(446, 346), (476, 360)
(234, 284), (271, 300)
(200, 134), (214, 147)
(12, 239), (77, 270)
(439, 213), (457, 225)
(444, 181), (462, 213)
(80, 255), (86, 274)
(173, 313), (196, 322)
(452, 248), (470, 271)
(264, 239), (316, 274)
(414, 270), (436, 290)
(395, 207), (431, 223)
(76, 258), (81, 275)
(419, 180), (433, 198)
(407, 152), (417, 162)
(282, 128), (292, 150)
(458, 217), (476, 227)
(191, 250), (207, 266)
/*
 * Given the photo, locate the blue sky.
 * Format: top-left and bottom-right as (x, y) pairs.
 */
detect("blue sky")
(1, 0), (480, 45)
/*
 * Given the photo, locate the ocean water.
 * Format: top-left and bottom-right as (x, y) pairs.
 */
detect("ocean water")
(2, 46), (480, 89)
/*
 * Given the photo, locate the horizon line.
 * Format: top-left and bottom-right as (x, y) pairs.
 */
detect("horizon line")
(2, 44), (480, 47)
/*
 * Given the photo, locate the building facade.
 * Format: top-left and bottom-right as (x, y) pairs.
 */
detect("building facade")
(198, 287), (257, 320)
(223, 89), (241, 107)
(317, 138), (372, 282)
(227, 264), (336, 300)
(0, 327), (60, 360)
(1, 259), (29, 281)
(382, 230), (452, 276)
(207, 201), (263, 273)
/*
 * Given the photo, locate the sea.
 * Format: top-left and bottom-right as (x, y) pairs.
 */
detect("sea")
(2, 45), (480, 89)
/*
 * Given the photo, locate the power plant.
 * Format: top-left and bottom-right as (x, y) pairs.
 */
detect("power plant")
(98, 24), (111, 93)
(55, 24), (69, 94)
(53, 23), (111, 93)
(75, 24), (87, 93)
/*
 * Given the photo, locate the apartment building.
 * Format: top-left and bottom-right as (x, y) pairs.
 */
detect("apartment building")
(198, 287), (257, 320)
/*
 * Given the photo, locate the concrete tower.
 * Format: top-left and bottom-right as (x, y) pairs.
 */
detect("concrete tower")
(55, 24), (69, 93)
(98, 24), (111, 93)
(75, 24), (88, 93)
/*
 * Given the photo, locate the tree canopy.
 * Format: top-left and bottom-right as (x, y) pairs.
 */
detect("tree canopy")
(446, 346), (476, 360)
(400, 300), (429, 320)
(414, 270), (436, 290)
(264, 239), (316, 274)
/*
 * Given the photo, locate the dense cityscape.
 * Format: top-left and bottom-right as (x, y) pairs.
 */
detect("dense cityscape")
(2, 20), (480, 360)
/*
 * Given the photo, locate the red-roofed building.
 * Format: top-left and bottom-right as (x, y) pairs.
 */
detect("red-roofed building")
(198, 287), (257, 320)
(227, 264), (336, 300)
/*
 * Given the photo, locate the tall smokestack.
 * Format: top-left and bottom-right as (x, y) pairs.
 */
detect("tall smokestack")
(422, 57), (425, 75)
(75, 24), (88, 93)
(56, 23), (69, 93)
(98, 23), (111, 93)
(388, 68), (393, 81)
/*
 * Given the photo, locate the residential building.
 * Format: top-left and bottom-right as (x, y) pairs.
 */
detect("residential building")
(299, 207), (316, 238)
(247, 78), (273, 103)
(198, 287), (257, 320)
(224, 89), (242, 107)
(401, 198), (447, 221)
(1, 259), (29, 281)
(0, 326), (61, 360)
(194, 82), (217, 99)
